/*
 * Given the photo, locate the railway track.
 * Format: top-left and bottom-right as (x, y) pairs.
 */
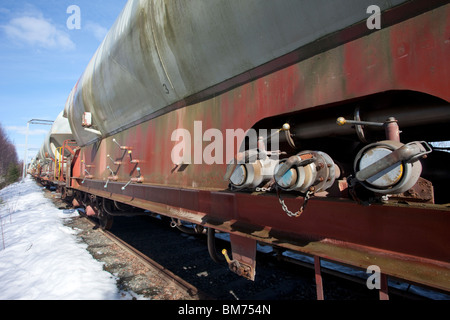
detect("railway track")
(62, 213), (201, 300)
(84, 217), (207, 299)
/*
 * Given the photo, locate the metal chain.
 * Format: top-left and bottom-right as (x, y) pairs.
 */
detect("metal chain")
(255, 186), (272, 192)
(277, 189), (312, 218)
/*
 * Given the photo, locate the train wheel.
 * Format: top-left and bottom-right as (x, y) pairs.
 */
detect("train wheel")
(99, 214), (114, 230)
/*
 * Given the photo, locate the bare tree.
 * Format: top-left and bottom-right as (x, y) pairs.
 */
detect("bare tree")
(0, 123), (20, 188)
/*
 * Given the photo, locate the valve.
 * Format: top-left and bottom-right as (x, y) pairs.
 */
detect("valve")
(274, 150), (337, 194)
(81, 160), (94, 184)
(81, 169), (93, 184)
(228, 156), (279, 190)
(221, 249), (253, 280)
(337, 114), (400, 142)
(353, 140), (431, 194)
(226, 137), (282, 191)
(128, 150), (140, 163)
(225, 123), (293, 191)
(107, 154), (122, 165)
(222, 249), (232, 264)
(112, 138), (132, 150)
(121, 167), (143, 190)
(104, 166), (118, 188)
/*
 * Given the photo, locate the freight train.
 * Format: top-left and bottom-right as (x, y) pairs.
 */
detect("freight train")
(30, 0), (449, 297)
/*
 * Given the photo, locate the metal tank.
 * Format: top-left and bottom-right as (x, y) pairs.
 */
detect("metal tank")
(37, 141), (48, 163)
(65, 0), (409, 146)
(45, 111), (74, 160)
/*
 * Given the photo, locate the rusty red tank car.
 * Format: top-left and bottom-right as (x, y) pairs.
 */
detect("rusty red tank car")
(30, 0), (450, 298)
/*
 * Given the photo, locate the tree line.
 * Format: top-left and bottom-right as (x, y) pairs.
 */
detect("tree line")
(0, 123), (22, 189)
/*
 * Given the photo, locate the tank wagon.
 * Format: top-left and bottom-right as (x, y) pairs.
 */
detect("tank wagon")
(31, 0), (450, 297)
(30, 111), (76, 188)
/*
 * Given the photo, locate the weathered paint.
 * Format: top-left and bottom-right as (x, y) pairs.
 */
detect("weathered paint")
(74, 5), (450, 188)
(66, 0), (438, 147)
(63, 3), (450, 291)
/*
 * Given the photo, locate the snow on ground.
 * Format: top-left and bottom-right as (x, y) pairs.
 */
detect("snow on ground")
(0, 177), (131, 300)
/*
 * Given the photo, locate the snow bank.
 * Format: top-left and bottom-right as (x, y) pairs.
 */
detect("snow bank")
(0, 177), (122, 300)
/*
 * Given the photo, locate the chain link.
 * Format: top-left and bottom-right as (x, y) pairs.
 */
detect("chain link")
(255, 186), (272, 192)
(277, 189), (312, 218)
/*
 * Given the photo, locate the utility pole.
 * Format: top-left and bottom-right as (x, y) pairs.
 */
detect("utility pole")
(22, 119), (54, 180)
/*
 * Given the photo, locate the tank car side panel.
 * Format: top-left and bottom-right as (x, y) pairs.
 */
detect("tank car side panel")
(73, 5), (449, 188)
(67, 0), (422, 147)
(344, 4), (450, 101)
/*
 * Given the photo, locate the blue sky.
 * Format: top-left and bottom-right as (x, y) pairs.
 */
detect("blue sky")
(0, 0), (128, 162)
